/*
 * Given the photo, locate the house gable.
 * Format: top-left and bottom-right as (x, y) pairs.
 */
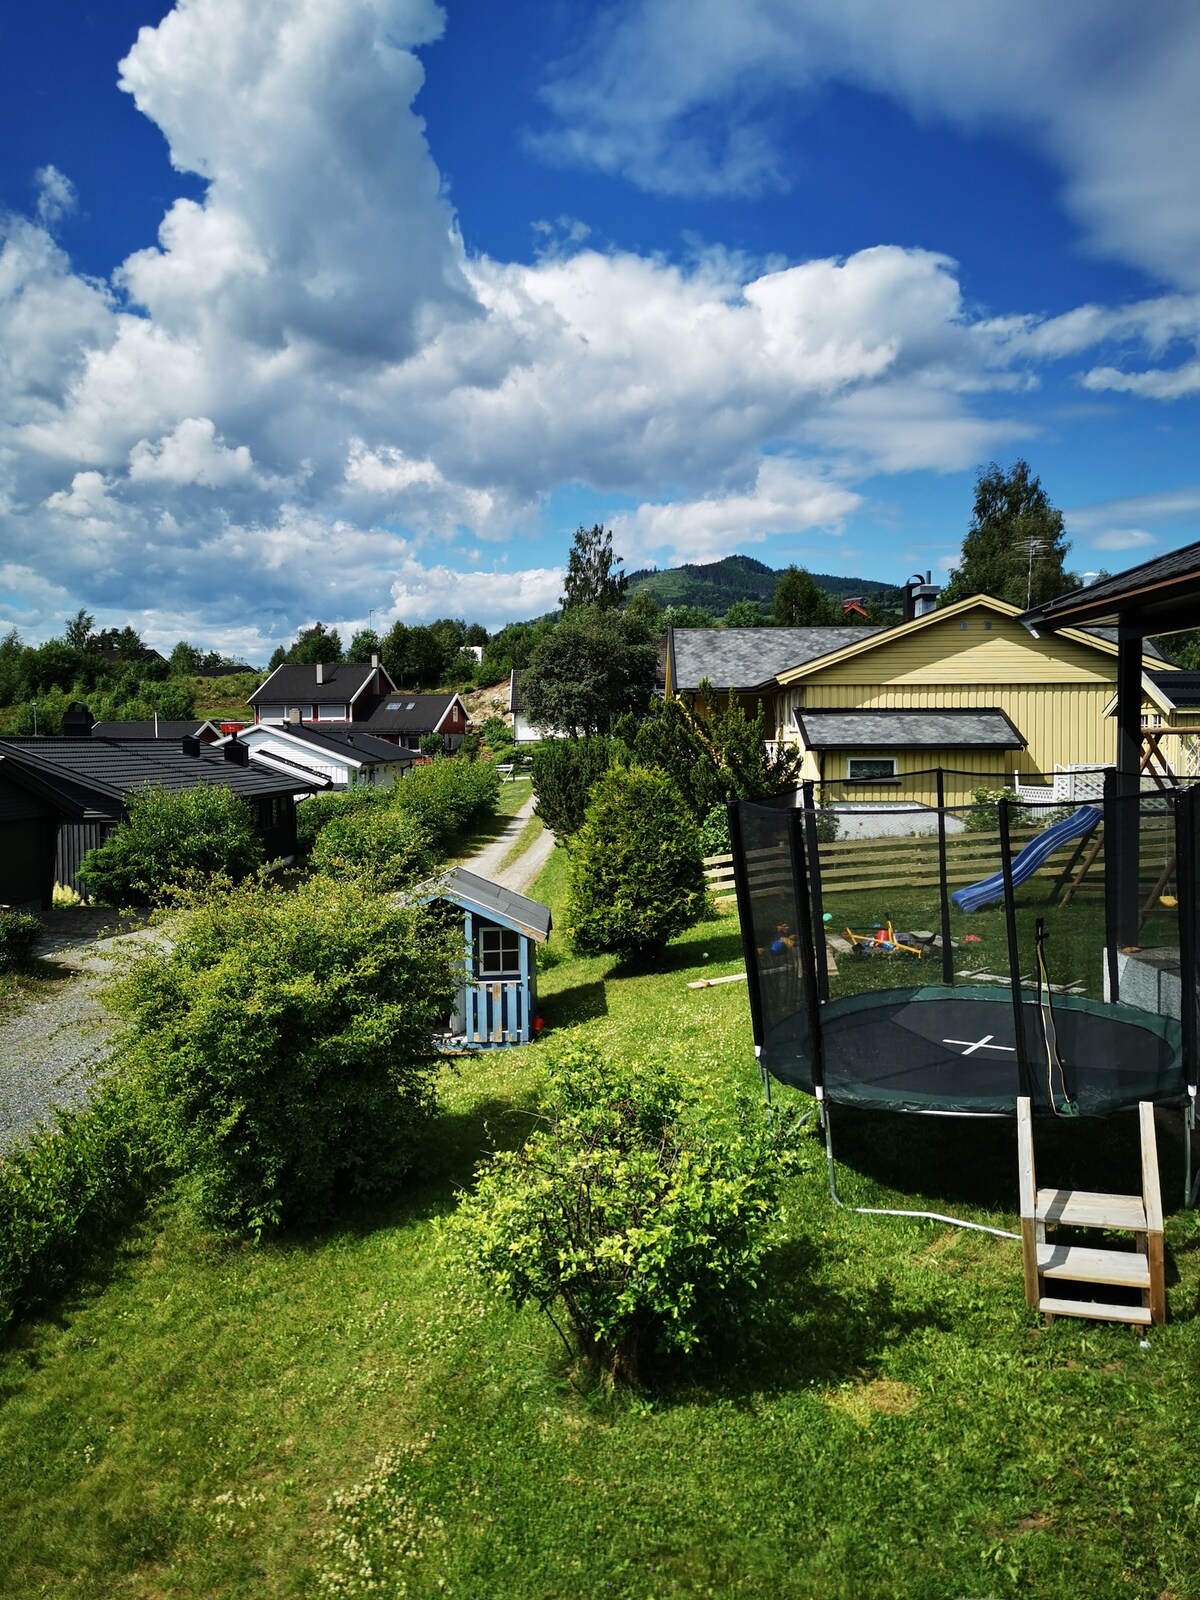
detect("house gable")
(776, 595), (1163, 689)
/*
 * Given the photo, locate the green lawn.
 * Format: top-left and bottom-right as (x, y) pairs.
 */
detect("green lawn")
(1, 844), (1198, 1598)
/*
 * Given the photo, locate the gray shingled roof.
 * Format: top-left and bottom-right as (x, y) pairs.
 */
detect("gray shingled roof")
(667, 626), (884, 692)
(435, 866), (552, 942)
(0, 736), (319, 817)
(361, 693), (459, 738)
(1149, 669), (1200, 708)
(795, 708), (1026, 750)
(248, 662), (381, 705)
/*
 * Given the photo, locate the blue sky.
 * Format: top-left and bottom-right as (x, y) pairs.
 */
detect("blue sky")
(1, 0), (1197, 659)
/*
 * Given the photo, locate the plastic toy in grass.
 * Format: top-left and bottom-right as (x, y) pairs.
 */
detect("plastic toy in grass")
(844, 921), (926, 958)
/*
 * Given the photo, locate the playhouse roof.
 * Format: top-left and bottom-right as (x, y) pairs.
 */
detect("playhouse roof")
(434, 866), (552, 942)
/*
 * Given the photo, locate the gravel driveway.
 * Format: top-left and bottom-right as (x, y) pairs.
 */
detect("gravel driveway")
(0, 912), (157, 1155)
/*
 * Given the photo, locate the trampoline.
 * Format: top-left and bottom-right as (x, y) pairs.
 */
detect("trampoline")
(729, 774), (1200, 1126)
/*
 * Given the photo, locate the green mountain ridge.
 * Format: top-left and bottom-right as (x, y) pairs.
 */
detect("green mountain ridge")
(625, 554), (901, 614)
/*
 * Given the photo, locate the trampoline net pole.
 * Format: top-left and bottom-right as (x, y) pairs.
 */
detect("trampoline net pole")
(935, 768), (954, 987)
(998, 797), (1034, 1106)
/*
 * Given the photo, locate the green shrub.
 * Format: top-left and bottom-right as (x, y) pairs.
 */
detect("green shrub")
(309, 805), (436, 889)
(964, 785), (1032, 833)
(531, 736), (626, 837)
(567, 764), (706, 960)
(451, 1044), (805, 1386)
(0, 909), (43, 972)
(295, 784), (388, 853)
(699, 805), (731, 858)
(76, 785), (263, 906)
(392, 757), (500, 851)
(99, 875), (456, 1235)
(0, 1079), (162, 1327)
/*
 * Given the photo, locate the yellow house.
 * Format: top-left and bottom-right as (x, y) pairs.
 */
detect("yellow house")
(772, 593), (1172, 808)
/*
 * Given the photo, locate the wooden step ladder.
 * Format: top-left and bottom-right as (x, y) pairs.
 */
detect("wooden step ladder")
(1017, 1097), (1165, 1326)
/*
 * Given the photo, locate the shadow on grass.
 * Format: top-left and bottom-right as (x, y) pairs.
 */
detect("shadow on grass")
(541, 980), (608, 1028)
(646, 1236), (953, 1404)
(815, 1102), (1189, 1218)
(607, 928), (746, 981)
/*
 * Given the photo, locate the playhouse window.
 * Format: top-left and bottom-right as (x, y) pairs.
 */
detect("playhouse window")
(847, 757), (898, 781)
(476, 926), (521, 978)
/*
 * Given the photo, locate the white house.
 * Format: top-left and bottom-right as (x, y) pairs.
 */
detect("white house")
(216, 721), (423, 789)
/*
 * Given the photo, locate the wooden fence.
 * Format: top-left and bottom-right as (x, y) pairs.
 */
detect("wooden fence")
(705, 818), (1176, 904)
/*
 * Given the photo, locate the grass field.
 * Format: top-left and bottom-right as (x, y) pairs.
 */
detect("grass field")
(1, 843), (1198, 1598)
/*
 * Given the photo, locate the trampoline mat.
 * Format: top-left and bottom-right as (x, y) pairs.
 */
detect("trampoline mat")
(761, 985), (1184, 1115)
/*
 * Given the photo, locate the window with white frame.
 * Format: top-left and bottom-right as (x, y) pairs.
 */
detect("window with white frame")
(847, 757), (898, 780)
(476, 924), (521, 978)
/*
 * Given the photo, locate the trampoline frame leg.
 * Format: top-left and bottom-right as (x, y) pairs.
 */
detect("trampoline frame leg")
(1187, 1093), (1198, 1210)
(820, 1099), (1020, 1241)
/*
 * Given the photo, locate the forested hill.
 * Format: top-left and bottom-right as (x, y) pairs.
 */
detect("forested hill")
(625, 554), (900, 613)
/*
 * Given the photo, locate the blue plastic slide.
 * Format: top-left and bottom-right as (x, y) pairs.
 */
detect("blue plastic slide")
(951, 805), (1102, 914)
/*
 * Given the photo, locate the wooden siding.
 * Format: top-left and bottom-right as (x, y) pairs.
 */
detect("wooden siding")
(801, 609), (1119, 686)
(56, 821), (116, 900)
(786, 680), (1117, 777)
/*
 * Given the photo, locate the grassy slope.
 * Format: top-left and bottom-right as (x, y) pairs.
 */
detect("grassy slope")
(0, 845), (1198, 1597)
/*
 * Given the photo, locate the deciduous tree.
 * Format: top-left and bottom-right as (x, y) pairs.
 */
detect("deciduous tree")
(773, 566), (837, 626)
(941, 459), (1070, 609)
(521, 606), (656, 737)
(561, 524), (628, 611)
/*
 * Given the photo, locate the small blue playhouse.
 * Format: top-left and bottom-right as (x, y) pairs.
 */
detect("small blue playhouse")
(434, 867), (551, 1047)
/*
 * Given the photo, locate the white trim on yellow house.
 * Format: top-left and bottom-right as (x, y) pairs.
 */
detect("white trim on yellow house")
(770, 594), (1171, 808)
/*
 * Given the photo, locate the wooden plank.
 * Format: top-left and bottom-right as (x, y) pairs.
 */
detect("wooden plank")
(1036, 1188), (1147, 1230)
(1140, 1103), (1164, 1233)
(1038, 1296), (1152, 1325)
(1035, 1244), (1150, 1289)
(686, 972), (747, 989)
(1017, 1098), (1039, 1307)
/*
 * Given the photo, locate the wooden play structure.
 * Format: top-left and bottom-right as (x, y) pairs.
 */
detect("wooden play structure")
(1018, 1097), (1165, 1327)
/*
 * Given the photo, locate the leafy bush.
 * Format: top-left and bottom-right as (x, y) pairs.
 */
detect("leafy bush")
(295, 784), (388, 853)
(964, 785), (1032, 833)
(309, 805), (436, 890)
(452, 1044), (804, 1385)
(76, 785), (263, 906)
(0, 1079), (162, 1327)
(0, 909), (43, 972)
(531, 736), (626, 838)
(100, 875), (456, 1235)
(699, 805), (731, 858)
(567, 765), (706, 960)
(392, 757), (500, 852)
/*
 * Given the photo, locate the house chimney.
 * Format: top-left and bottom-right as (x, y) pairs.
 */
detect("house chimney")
(903, 572), (940, 622)
(315, 662), (325, 685)
(62, 702), (94, 737)
(181, 735), (201, 758)
(223, 735), (250, 766)
(288, 707), (302, 726)
(370, 651), (380, 669)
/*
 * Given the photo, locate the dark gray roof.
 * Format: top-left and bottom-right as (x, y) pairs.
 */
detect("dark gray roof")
(795, 708), (1026, 750)
(248, 661), (385, 705)
(91, 720), (222, 740)
(667, 625), (884, 692)
(1149, 669), (1200, 708)
(257, 723), (422, 764)
(1021, 540), (1200, 635)
(435, 866), (552, 942)
(0, 736), (319, 819)
(361, 693), (460, 738)
(1081, 626), (1165, 661)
